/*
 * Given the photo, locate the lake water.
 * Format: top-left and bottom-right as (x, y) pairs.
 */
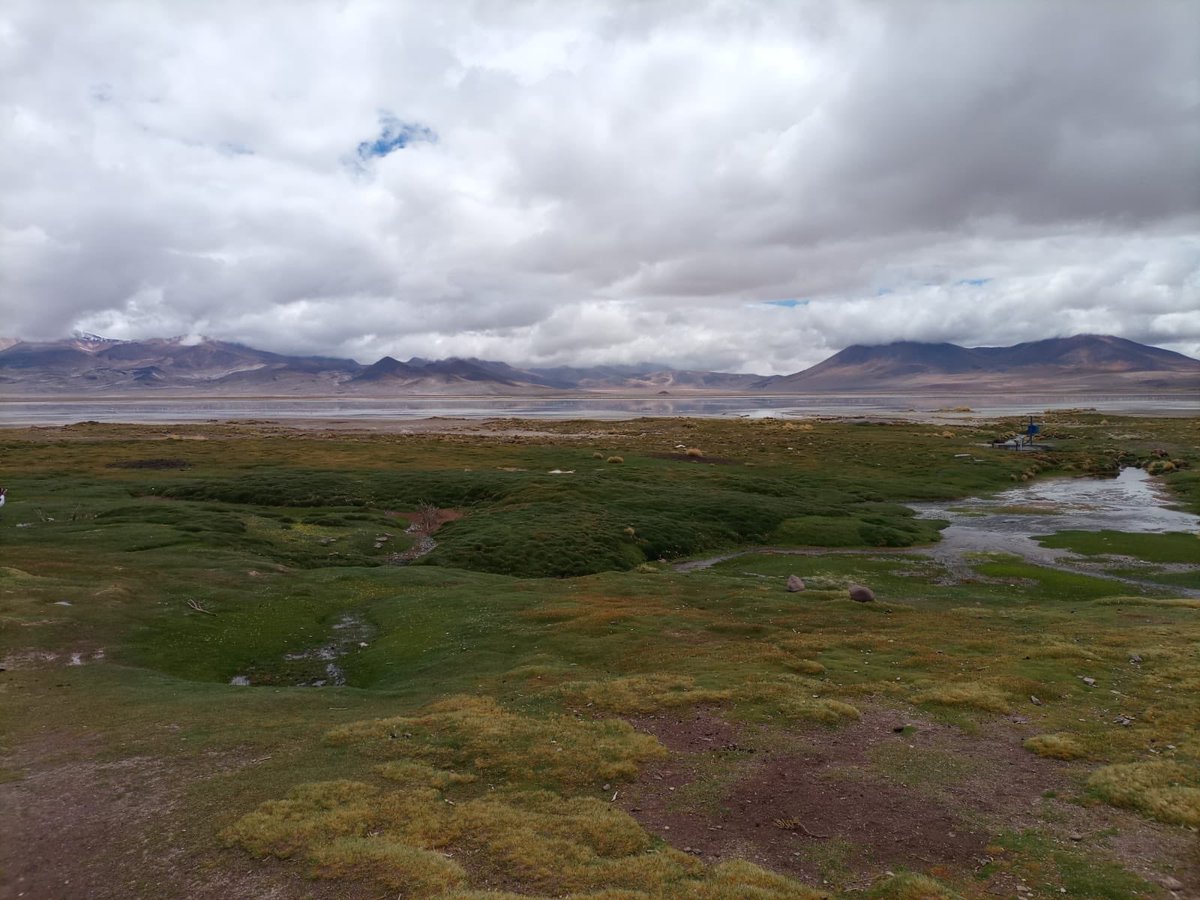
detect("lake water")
(2, 394), (1196, 426)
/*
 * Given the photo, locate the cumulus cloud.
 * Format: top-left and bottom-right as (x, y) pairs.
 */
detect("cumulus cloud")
(2, 0), (1197, 372)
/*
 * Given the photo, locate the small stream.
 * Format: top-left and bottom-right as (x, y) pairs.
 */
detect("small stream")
(910, 467), (1200, 595)
(678, 468), (1200, 595)
(230, 613), (374, 687)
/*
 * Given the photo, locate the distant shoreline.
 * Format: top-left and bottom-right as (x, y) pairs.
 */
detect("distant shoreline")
(1, 393), (1196, 429)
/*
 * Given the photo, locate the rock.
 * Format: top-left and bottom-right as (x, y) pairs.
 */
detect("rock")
(1129, 654), (1143, 665)
(1114, 714), (1134, 727)
(1080, 676), (1096, 686)
(1161, 876), (1184, 891)
(1030, 695), (1043, 706)
(848, 584), (876, 603)
(786, 575), (806, 592)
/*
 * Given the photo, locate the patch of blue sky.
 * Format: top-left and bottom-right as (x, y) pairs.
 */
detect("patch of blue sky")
(763, 298), (809, 308)
(356, 113), (437, 161)
(218, 142), (254, 156)
(957, 277), (991, 286)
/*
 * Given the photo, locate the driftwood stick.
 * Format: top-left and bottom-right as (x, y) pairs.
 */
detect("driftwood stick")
(187, 598), (216, 616)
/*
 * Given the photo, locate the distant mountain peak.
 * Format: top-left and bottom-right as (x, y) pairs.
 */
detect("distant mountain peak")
(757, 334), (1200, 391)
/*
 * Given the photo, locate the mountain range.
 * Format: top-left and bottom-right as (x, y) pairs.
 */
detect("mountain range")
(0, 333), (1196, 397)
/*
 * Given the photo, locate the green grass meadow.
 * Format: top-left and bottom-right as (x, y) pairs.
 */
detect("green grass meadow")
(1, 413), (1197, 898)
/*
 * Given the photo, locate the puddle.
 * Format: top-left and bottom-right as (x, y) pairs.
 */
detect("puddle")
(230, 613), (374, 687)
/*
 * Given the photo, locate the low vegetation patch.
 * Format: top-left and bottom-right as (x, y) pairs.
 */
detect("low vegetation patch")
(910, 681), (1013, 715)
(560, 673), (733, 714)
(1036, 529), (1200, 564)
(1023, 733), (1087, 760)
(1087, 761), (1200, 827)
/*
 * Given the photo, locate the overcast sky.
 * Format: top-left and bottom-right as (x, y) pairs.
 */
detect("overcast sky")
(3, 0), (1198, 373)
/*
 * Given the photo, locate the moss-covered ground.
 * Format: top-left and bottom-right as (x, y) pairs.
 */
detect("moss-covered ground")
(0, 412), (1197, 898)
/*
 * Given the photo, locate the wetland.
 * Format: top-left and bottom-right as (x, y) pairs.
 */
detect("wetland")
(1, 411), (1198, 898)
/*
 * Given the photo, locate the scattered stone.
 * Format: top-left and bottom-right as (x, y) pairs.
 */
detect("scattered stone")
(786, 575), (805, 593)
(54, 600), (72, 606)
(1069, 833), (1084, 841)
(230, 675), (251, 686)
(1080, 676), (1096, 687)
(1129, 654), (1143, 665)
(1161, 876), (1184, 891)
(1114, 714), (1134, 727)
(1030, 695), (1043, 706)
(848, 584), (875, 603)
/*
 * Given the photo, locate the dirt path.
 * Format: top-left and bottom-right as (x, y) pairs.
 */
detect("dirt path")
(618, 705), (1198, 895)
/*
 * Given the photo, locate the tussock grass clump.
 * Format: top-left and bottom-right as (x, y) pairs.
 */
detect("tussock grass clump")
(1023, 733), (1087, 760)
(1087, 761), (1200, 827)
(782, 658), (826, 675)
(221, 779), (382, 858)
(690, 859), (826, 898)
(376, 761), (477, 788)
(309, 836), (467, 893)
(226, 776), (821, 897)
(785, 698), (862, 724)
(743, 679), (860, 724)
(686, 447), (705, 458)
(327, 695), (666, 788)
(866, 871), (960, 898)
(561, 674), (733, 714)
(606, 456), (624, 464)
(910, 681), (1013, 714)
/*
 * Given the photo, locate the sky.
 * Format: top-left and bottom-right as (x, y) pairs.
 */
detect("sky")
(2, 0), (1198, 374)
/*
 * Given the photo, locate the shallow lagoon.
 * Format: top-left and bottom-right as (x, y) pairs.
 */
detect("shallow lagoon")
(2, 393), (1196, 425)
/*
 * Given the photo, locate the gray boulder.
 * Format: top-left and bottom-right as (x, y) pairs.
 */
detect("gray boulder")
(786, 575), (805, 593)
(848, 584), (875, 603)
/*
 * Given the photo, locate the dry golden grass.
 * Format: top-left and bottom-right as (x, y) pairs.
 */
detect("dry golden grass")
(1023, 733), (1087, 761)
(376, 760), (477, 788)
(741, 677), (860, 724)
(309, 836), (468, 893)
(909, 681), (1013, 715)
(1087, 761), (1200, 827)
(225, 770), (824, 897)
(561, 674), (733, 714)
(685, 447), (705, 458)
(606, 456), (624, 464)
(327, 695), (666, 789)
(867, 871), (959, 898)
(223, 687), (835, 896)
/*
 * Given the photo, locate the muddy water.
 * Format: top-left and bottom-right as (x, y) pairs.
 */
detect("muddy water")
(911, 467), (1198, 571)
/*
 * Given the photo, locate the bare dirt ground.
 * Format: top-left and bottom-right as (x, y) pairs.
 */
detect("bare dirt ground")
(0, 733), (368, 900)
(619, 703), (1199, 896)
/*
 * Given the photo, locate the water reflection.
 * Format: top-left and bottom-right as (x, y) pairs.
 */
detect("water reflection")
(912, 467), (1199, 571)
